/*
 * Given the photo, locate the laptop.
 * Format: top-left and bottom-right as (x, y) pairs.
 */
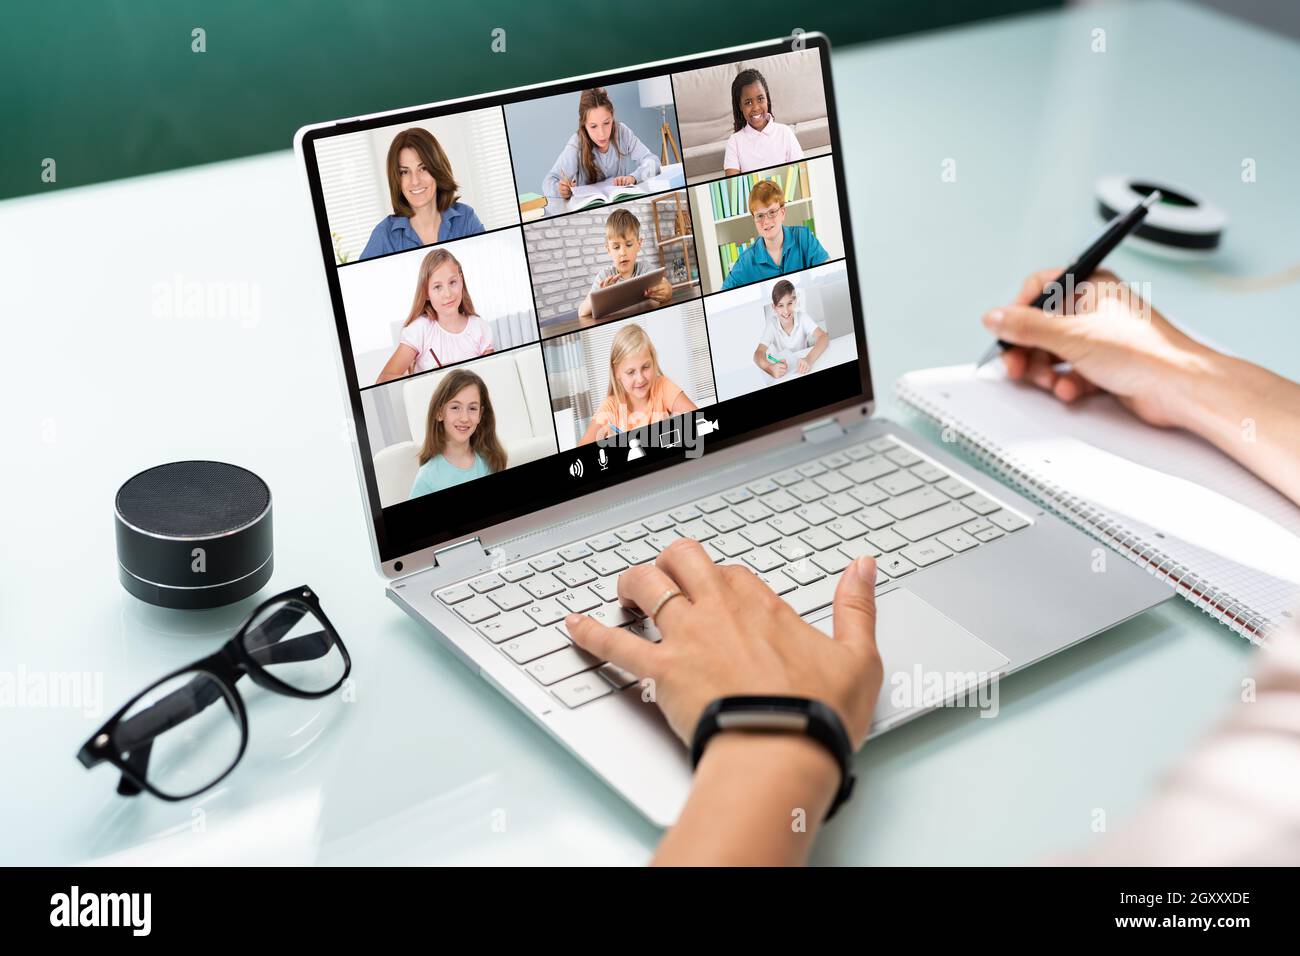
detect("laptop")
(295, 34), (1170, 826)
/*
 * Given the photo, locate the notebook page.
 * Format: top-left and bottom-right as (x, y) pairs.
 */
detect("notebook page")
(899, 364), (1300, 627)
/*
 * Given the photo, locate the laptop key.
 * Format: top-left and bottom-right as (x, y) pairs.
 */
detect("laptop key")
(723, 488), (753, 504)
(598, 662), (638, 690)
(844, 443), (873, 461)
(501, 627), (569, 663)
(935, 477), (973, 499)
(814, 471), (852, 494)
(843, 457), (896, 483)
(705, 510), (745, 534)
(768, 513), (809, 536)
(734, 499), (774, 523)
(774, 539), (813, 562)
(669, 506), (701, 523)
(838, 538), (881, 560)
(822, 492), (862, 516)
(642, 513), (676, 533)
(773, 469), (803, 486)
(812, 549), (851, 575)
(900, 539), (954, 568)
(988, 510), (1030, 532)
(587, 533), (621, 552)
(743, 547), (785, 573)
(589, 579), (619, 602)
(892, 501), (978, 542)
(827, 516), (868, 540)
(470, 574), (505, 593)
(849, 483), (888, 507)
(527, 646), (601, 686)
(522, 573), (565, 599)
(794, 503), (835, 525)
(763, 490), (800, 512)
(783, 559), (824, 587)
(712, 533), (753, 557)
(555, 564), (596, 588)
(551, 671), (615, 707)
(876, 471), (924, 496)
(879, 554), (918, 577)
(910, 462), (947, 483)
(866, 528), (908, 552)
(645, 531), (681, 552)
(455, 597), (499, 624)
(758, 571), (796, 595)
(936, 529), (979, 553)
(559, 544), (592, 562)
(974, 526), (1005, 542)
(586, 603), (637, 628)
(856, 506), (895, 529)
(797, 461), (827, 478)
(524, 599), (566, 626)
(868, 437), (897, 452)
(478, 611), (536, 644)
(616, 524), (648, 542)
(799, 527), (841, 551)
(487, 584), (531, 611)
(740, 522), (781, 547)
(585, 552), (628, 577)
(885, 447), (923, 467)
(963, 493), (1001, 516)
(676, 518), (716, 542)
(437, 585), (474, 605)
(529, 553), (564, 573)
(787, 575), (839, 616)
(558, 588), (602, 613)
(881, 486), (948, 519)
(820, 452), (850, 470)
(962, 518), (993, 536)
(499, 565), (533, 583)
(695, 495), (729, 513)
(789, 480), (827, 503)
(746, 478), (779, 496)
(616, 541), (657, 565)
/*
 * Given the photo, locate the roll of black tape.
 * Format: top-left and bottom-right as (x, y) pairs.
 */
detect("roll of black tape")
(1095, 175), (1226, 257)
(115, 461), (273, 609)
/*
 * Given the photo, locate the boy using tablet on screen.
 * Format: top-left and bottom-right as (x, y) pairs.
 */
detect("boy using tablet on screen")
(578, 208), (673, 322)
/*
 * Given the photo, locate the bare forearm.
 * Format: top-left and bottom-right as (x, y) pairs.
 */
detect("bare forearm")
(652, 732), (840, 866)
(1173, 349), (1300, 506)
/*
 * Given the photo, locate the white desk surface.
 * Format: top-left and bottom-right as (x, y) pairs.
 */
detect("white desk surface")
(3, 0), (1299, 865)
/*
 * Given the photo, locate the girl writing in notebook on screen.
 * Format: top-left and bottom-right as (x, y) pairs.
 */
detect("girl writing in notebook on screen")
(376, 248), (494, 384)
(753, 278), (828, 378)
(409, 368), (507, 499)
(579, 323), (698, 444)
(543, 87), (660, 200)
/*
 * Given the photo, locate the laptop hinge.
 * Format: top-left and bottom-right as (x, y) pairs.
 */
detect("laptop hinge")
(431, 536), (489, 574)
(801, 416), (845, 444)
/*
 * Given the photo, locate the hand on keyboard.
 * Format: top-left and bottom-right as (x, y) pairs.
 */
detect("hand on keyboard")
(564, 538), (884, 750)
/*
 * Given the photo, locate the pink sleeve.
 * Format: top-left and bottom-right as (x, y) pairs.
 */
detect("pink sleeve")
(475, 316), (493, 353)
(1059, 626), (1300, 866)
(398, 320), (424, 354)
(787, 125), (804, 161)
(723, 134), (740, 171)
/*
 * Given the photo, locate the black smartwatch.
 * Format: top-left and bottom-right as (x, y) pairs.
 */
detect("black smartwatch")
(690, 696), (857, 822)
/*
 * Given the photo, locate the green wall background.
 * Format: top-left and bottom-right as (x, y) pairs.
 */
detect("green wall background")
(0, 0), (1056, 200)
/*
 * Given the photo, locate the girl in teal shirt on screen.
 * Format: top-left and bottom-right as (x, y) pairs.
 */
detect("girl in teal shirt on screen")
(409, 369), (507, 499)
(721, 178), (828, 290)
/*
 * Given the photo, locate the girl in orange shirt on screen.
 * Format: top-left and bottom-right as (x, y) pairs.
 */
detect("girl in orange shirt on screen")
(580, 323), (698, 444)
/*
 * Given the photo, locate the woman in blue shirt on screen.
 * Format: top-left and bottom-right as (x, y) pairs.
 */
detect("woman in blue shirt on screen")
(721, 178), (829, 290)
(543, 87), (660, 199)
(360, 128), (485, 260)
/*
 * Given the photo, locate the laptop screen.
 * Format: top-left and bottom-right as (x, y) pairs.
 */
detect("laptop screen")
(298, 34), (872, 566)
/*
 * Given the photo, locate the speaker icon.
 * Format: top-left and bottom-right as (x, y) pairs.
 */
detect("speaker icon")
(569, 459), (584, 478)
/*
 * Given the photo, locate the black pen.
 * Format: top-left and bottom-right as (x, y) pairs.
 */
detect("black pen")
(975, 189), (1162, 369)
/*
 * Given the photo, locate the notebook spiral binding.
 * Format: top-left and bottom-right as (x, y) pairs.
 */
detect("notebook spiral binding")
(895, 383), (1274, 645)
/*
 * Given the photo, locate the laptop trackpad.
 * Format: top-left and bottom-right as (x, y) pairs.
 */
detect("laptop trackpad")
(812, 588), (1010, 728)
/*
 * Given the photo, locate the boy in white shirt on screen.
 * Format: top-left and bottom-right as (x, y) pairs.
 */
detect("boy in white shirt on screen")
(753, 278), (828, 378)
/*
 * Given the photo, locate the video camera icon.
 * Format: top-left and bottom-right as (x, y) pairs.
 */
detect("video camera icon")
(695, 417), (720, 436)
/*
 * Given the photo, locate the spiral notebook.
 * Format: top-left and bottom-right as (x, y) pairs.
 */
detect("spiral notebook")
(897, 365), (1300, 643)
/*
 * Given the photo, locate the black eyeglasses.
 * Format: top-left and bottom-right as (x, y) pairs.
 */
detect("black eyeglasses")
(78, 585), (351, 800)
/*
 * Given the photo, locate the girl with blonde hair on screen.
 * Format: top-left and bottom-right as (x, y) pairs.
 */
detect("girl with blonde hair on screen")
(579, 323), (698, 444)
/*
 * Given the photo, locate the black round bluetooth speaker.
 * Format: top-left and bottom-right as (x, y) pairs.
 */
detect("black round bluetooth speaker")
(115, 461), (273, 609)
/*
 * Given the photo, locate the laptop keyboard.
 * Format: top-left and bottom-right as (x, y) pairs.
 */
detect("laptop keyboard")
(434, 435), (1030, 710)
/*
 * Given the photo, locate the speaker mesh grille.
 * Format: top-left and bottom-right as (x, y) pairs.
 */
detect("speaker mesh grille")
(117, 461), (270, 536)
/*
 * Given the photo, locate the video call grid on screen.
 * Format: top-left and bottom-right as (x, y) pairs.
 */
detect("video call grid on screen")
(300, 35), (875, 562)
